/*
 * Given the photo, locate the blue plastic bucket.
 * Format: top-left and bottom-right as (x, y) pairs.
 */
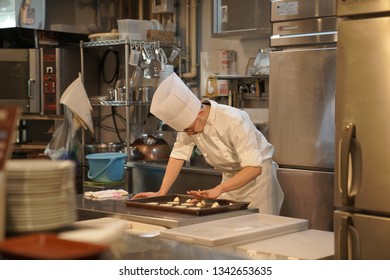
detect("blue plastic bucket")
(85, 152), (127, 182)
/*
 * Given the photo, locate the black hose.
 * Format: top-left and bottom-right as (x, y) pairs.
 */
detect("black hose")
(99, 49), (120, 87)
(111, 106), (124, 143)
(98, 48), (124, 143)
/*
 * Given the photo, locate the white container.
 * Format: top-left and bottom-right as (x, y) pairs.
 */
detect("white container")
(118, 19), (154, 41)
(160, 213), (308, 247)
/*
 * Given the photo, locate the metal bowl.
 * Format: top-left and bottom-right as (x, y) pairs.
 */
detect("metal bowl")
(85, 142), (126, 155)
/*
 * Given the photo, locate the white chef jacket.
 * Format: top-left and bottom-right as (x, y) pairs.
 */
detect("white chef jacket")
(170, 100), (284, 215)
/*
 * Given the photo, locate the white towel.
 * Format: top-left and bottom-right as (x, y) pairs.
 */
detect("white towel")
(84, 189), (129, 200)
(60, 73), (94, 134)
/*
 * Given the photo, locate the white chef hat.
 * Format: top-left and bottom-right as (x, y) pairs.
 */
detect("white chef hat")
(150, 72), (201, 131)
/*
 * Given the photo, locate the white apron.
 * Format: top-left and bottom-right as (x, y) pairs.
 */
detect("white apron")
(217, 160), (284, 215)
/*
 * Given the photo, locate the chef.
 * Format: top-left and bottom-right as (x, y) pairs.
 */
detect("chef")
(133, 73), (284, 215)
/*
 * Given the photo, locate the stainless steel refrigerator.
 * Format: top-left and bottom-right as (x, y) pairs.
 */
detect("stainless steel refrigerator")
(334, 0), (390, 260)
(269, 0), (338, 231)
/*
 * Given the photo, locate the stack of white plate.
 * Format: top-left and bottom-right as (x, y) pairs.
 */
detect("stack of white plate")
(5, 160), (77, 233)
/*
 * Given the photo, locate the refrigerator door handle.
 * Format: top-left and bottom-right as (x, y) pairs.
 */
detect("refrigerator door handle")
(339, 215), (350, 260)
(339, 214), (361, 260)
(340, 122), (355, 205)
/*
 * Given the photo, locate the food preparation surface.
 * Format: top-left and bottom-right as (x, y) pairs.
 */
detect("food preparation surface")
(124, 194), (250, 216)
(76, 194), (258, 228)
(160, 213), (309, 247)
(235, 229), (334, 260)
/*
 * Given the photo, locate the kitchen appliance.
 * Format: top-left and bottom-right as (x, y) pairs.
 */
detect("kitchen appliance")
(0, 47), (81, 115)
(334, 0), (390, 259)
(269, 0), (338, 231)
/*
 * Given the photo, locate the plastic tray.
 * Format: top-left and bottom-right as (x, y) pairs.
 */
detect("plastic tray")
(160, 213), (308, 247)
(236, 229), (334, 260)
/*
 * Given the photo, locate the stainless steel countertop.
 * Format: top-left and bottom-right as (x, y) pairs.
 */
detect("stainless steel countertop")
(104, 235), (248, 260)
(76, 194), (258, 228)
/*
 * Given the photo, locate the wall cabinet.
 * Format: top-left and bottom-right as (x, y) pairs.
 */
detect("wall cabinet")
(212, 0), (271, 40)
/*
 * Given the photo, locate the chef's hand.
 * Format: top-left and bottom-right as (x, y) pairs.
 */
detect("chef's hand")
(132, 192), (159, 199)
(187, 186), (222, 200)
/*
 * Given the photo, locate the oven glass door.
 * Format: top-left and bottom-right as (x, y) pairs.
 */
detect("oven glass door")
(0, 49), (40, 113)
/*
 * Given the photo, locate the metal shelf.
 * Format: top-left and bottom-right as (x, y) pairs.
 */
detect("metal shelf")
(89, 100), (151, 106)
(90, 100), (127, 106)
(82, 38), (177, 49)
(20, 114), (64, 121)
(82, 39), (162, 49)
(214, 74), (269, 80)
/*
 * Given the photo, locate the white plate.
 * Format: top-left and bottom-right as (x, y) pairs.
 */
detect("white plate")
(6, 182), (74, 195)
(8, 204), (74, 216)
(8, 209), (76, 222)
(7, 189), (75, 202)
(6, 170), (73, 180)
(6, 213), (77, 232)
(6, 159), (74, 170)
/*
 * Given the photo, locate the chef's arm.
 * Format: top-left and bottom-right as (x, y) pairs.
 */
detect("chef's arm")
(216, 166), (262, 193)
(132, 157), (185, 199)
(187, 166), (262, 199)
(156, 157), (185, 195)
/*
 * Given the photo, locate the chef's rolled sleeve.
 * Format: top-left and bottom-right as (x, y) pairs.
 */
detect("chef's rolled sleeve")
(169, 138), (195, 161)
(239, 149), (264, 167)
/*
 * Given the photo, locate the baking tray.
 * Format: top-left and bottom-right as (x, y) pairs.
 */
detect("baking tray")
(124, 194), (250, 216)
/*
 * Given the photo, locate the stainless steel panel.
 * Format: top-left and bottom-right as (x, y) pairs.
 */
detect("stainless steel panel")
(334, 211), (390, 259)
(335, 17), (390, 214)
(278, 168), (334, 231)
(337, 0), (390, 17)
(271, 17), (339, 47)
(269, 47), (336, 170)
(272, 17), (339, 36)
(271, 0), (336, 22)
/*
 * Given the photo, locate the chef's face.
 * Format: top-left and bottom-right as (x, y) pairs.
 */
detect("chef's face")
(179, 105), (207, 135)
(181, 117), (198, 135)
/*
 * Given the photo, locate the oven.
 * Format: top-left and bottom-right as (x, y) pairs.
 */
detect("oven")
(0, 47), (81, 115)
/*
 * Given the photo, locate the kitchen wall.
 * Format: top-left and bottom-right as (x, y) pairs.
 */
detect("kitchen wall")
(199, 2), (270, 76)
(197, 1), (270, 125)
